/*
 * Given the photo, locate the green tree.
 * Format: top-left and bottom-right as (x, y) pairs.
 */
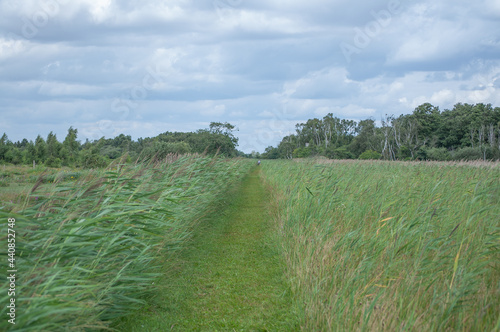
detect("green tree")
(326, 146), (354, 159)
(209, 122), (239, 146)
(139, 141), (192, 161)
(34, 135), (47, 163)
(262, 146), (280, 159)
(22, 141), (36, 165)
(0, 133), (10, 162)
(277, 135), (296, 159)
(292, 147), (311, 158)
(359, 150), (381, 160)
(348, 119), (379, 157)
(195, 130), (237, 156)
(412, 103), (441, 146)
(5, 147), (23, 164)
(79, 137), (108, 168)
(63, 127), (80, 165)
(46, 132), (62, 158)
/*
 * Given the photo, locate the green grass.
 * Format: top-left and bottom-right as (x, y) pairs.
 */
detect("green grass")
(0, 156), (253, 331)
(3, 158), (498, 331)
(261, 159), (500, 331)
(117, 167), (301, 331)
(0, 164), (87, 212)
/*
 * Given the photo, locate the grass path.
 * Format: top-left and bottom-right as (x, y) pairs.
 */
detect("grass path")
(118, 167), (300, 331)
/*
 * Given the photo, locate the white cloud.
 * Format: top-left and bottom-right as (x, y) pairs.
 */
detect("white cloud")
(38, 81), (103, 97)
(314, 106), (333, 117)
(388, 17), (472, 65)
(336, 104), (377, 118)
(81, 0), (113, 23)
(258, 110), (275, 118)
(0, 36), (27, 61)
(484, 0), (500, 18)
(430, 89), (456, 105)
(200, 104), (226, 117)
(0, 0), (499, 153)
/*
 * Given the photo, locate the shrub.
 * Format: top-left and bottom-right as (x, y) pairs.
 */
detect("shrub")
(358, 150), (381, 160)
(426, 147), (451, 161)
(326, 146), (354, 159)
(46, 156), (62, 168)
(140, 142), (192, 161)
(80, 150), (109, 168)
(292, 147), (311, 158)
(451, 147), (484, 161)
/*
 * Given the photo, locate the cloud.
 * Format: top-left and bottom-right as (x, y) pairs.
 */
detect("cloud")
(0, 0), (499, 153)
(38, 81), (104, 97)
(201, 104), (226, 117)
(430, 89), (456, 106)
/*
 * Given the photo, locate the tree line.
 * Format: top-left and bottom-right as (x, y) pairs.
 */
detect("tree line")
(261, 103), (500, 161)
(3, 103), (499, 166)
(0, 122), (239, 168)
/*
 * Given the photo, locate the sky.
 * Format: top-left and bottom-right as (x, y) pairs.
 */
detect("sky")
(0, 0), (499, 153)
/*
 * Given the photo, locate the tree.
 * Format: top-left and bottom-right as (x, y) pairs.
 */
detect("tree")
(293, 147), (311, 158)
(5, 147), (22, 164)
(262, 146), (280, 159)
(79, 137), (108, 168)
(139, 141), (192, 161)
(22, 141), (36, 165)
(326, 146), (354, 159)
(277, 135), (295, 159)
(0, 133), (10, 162)
(34, 135), (47, 163)
(359, 150), (381, 160)
(348, 119), (378, 157)
(412, 103), (441, 146)
(209, 122), (239, 146)
(46, 132), (62, 159)
(63, 127), (80, 165)
(392, 114), (420, 159)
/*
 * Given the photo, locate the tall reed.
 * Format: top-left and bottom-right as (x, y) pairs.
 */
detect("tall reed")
(262, 159), (500, 331)
(0, 155), (252, 331)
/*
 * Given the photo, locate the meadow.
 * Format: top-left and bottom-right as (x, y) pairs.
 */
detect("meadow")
(0, 157), (499, 331)
(0, 155), (253, 331)
(261, 159), (500, 331)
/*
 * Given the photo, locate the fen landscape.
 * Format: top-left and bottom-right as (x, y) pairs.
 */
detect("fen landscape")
(1, 0), (500, 331)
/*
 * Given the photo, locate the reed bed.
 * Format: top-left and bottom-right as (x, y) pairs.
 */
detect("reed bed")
(0, 155), (252, 331)
(261, 160), (500, 331)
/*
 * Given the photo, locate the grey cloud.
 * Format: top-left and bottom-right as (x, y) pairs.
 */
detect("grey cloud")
(0, 0), (499, 152)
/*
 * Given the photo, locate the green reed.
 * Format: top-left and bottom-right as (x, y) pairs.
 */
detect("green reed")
(261, 159), (500, 331)
(0, 155), (252, 331)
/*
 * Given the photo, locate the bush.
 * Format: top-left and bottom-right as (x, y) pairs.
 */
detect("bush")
(100, 146), (123, 159)
(397, 146), (412, 160)
(293, 147), (312, 158)
(326, 146), (354, 160)
(426, 147), (451, 161)
(451, 147), (484, 161)
(359, 150), (381, 160)
(416, 148), (428, 160)
(140, 142), (192, 161)
(46, 156), (62, 168)
(80, 150), (109, 168)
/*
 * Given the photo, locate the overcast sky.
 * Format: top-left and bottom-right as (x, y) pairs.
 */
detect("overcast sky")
(1, 0), (499, 153)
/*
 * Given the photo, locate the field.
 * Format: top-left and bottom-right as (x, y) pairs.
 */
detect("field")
(0, 155), (253, 331)
(1, 158), (499, 331)
(262, 159), (500, 331)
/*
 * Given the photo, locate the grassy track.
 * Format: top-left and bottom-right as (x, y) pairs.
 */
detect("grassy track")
(119, 167), (300, 331)
(0, 157), (254, 331)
